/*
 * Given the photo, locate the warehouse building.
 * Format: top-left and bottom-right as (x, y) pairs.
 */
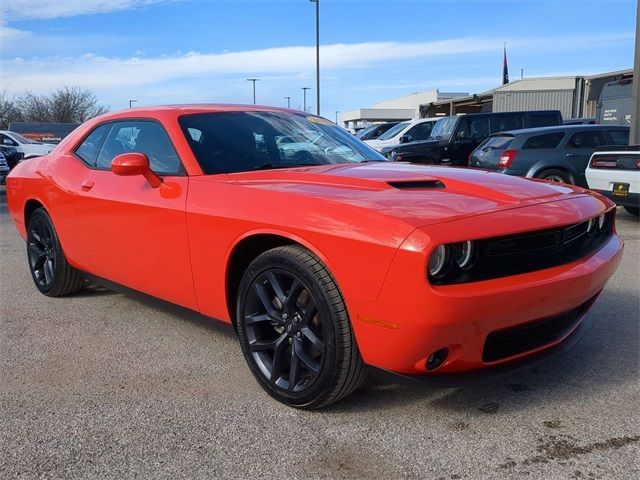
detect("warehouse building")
(419, 69), (633, 120)
(339, 89), (467, 129)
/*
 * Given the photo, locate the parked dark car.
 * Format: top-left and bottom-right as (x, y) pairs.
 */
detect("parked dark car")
(356, 122), (400, 141)
(0, 144), (24, 170)
(469, 125), (630, 187)
(0, 151), (9, 185)
(383, 110), (563, 166)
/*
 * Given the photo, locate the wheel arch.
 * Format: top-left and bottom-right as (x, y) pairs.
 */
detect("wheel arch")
(225, 230), (334, 326)
(529, 164), (576, 183)
(24, 198), (46, 228)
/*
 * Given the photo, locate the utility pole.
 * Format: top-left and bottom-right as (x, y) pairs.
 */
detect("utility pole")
(335, 111), (339, 124)
(631, 0), (640, 144)
(302, 87), (311, 112)
(129, 99), (137, 108)
(310, 0), (320, 115)
(284, 96), (291, 108)
(246, 78), (259, 105)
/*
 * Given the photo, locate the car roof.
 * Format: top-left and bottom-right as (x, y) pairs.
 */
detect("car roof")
(92, 104), (309, 122)
(496, 124), (630, 137)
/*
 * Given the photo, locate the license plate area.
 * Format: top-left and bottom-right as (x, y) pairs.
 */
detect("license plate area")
(612, 183), (630, 197)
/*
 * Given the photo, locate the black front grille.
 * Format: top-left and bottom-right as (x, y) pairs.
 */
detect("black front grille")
(431, 210), (615, 285)
(482, 295), (597, 363)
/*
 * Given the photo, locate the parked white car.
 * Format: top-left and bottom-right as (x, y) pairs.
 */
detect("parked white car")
(0, 130), (56, 159)
(586, 147), (639, 216)
(364, 117), (440, 152)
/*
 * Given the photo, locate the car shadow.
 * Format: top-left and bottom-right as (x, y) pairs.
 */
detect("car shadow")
(325, 288), (639, 415)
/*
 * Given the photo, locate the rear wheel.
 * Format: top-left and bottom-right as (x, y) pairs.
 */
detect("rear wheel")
(26, 208), (84, 296)
(236, 245), (366, 409)
(536, 168), (573, 184)
(623, 206), (639, 216)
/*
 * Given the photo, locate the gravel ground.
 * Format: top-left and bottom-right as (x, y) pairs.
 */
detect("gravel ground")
(1, 188), (639, 479)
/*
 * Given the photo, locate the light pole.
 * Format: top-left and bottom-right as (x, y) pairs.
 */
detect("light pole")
(301, 87), (311, 112)
(335, 111), (339, 125)
(284, 96), (291, 108)
(246, 78), (260, 104)
(309, 0), (320, 115)
(129, 99), (137, 108)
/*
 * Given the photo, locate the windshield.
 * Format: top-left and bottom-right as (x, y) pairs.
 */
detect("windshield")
(377, 122), (410, 140)
(355, 125), (376, 139)
(10, 133), (41, 144)
(430, 116), (458, 139)
(179, 111), (386, 174)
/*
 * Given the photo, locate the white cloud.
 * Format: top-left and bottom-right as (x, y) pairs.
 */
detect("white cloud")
(1, 0), (174, 20)
(1, 32), (633, 95)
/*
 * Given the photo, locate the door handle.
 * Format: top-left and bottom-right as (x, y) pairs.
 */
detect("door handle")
(565, 153), (578, 157)
(81, 180), (94, 191)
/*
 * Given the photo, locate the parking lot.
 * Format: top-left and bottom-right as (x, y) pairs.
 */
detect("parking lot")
(0, 189), (638, 479)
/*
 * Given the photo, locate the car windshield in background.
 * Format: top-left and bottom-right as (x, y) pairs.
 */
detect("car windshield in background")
(479, 135), (513, 150)
(11, 133), (41, 144)
(430, 116), (458, 139)
(355, 125), (376, 139)
(377, 122), (409, 140)
(179, 111), (386, 174)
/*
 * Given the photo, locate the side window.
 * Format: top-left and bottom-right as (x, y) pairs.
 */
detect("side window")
(528, 113), (560, 128)
(608, 129), (629, 146)
(458, 117), (490, 142)
(0, 134), (19, 147)
(521, 132), (565, 149)
(406, 122), (434, 141)
(96, 121), (182, 174)
(74, 124), (111, 167)
(567, 131), (606, 149)
(492, 114), (524, 133)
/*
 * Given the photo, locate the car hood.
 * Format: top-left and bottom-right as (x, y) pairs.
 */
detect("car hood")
(222, 162), (589, 228)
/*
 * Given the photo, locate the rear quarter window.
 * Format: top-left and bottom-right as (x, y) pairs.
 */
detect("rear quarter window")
(521, 132), (565, 149)
(481, 135), (513, 149)
(608, 129), (629, 146)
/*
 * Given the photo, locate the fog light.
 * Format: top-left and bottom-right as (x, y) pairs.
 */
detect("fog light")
(426, 347), (449, 370)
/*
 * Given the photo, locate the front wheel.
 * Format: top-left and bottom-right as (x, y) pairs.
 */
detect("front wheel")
(236, 245), (366, 409)
(26, 208), (84, 296)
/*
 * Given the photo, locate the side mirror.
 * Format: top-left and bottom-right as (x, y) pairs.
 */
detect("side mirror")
(111, 153), (162, 188)
(399, 134), (413, 144)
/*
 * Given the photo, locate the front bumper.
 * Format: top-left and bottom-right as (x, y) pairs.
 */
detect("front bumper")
(348, 196), (623, 376)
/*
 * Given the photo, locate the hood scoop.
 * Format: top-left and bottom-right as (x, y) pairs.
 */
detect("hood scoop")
(387, 180), (445, 190)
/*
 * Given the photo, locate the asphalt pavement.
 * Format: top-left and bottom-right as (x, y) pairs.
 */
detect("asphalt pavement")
(1, 187), (638, 479)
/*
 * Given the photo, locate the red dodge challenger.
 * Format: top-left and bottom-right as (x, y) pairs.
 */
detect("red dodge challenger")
(6, 105), (623, 408)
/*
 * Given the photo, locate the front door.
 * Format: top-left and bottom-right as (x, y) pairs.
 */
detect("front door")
(71, 120), (197, 309)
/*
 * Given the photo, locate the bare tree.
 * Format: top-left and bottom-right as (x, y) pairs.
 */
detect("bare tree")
(0, 89), (23, 129)
(49, 86), (109, 123)
(16, 86), (109, 124)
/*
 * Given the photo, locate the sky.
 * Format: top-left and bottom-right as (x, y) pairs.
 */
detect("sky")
(1, 0), (637, 120)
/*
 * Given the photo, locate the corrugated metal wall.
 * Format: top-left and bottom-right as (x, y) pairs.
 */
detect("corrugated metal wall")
(493, 90), (575, 118)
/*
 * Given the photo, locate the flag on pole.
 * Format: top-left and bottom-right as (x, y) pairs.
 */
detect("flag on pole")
(502, 43), (509, 85)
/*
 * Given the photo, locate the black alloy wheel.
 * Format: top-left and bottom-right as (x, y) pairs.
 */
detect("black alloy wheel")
(244, 268), (325, 393)
(26, 208), (84, 296)
(28, 214), (57, 290)
(237, 245), (366, 409)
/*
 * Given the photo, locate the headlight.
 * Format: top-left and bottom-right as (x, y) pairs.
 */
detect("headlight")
(586, 218), (597, 235)
(454, 240), (475, 270)
(428, 245), (451, 278)
(597, 214), (607, 232)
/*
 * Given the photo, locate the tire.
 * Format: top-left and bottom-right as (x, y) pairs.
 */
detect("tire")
(623, 206), (639, 216)
(26, 208), (84, 296)
(536, 168), (573, 184)
(236, 245), (366, 409)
